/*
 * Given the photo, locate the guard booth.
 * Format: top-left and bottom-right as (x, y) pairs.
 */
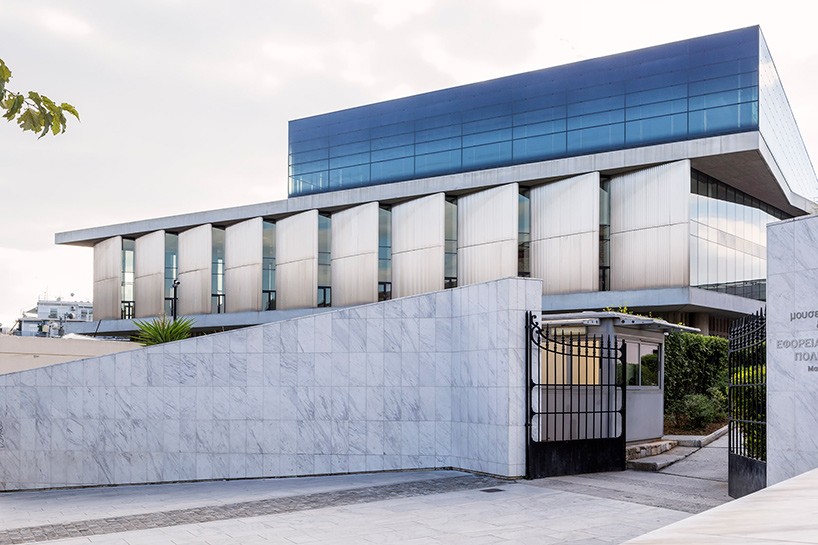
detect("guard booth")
(526, 311), (695, 478)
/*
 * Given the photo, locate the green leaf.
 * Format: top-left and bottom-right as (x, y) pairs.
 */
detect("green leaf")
(0, 59), (10, 85)
(17, 108), (38, 131)
(27, 91), (42, 107)
(60, 102), (80, 121)
(39, 111), (53, 138)
(3, 93), (23, 119)
(51, 111), (62, 135)
(41, 94), (57, 112)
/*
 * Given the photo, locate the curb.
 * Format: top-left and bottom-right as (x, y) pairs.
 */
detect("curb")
(666, 425), (729, 448)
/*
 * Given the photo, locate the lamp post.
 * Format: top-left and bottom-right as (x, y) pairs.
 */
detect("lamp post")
(172, 279), (180, 321)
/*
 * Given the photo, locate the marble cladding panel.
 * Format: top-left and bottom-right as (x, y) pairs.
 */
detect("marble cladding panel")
(0, 277), (541, 490)
(767, 216), (818, 485)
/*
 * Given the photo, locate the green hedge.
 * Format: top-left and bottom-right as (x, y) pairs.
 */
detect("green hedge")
(664, 331), (729, 416)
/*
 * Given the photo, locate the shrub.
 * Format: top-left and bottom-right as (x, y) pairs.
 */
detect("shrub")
(664, 331), (728, 413)
(133, 315), (195, 346)
(680, 394), (723, 429)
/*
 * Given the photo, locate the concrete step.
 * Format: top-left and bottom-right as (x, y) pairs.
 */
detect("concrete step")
(627, 446), (699, 471)
(663, 425), (728, 448)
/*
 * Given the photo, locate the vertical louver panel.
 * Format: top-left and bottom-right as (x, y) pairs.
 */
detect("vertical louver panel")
(276, 210), (319, 309)
(178, 224), (213, 315)
(457, 183), (519, 286)
(225, 217), (263, 313)
(391, 193), (445, 298)
(134, 230), (165, 318)
(92, 236), (123, 320)
(530, 173), (600, 294)
(610, 160), (690, 290)
(331, 203), (379, 306)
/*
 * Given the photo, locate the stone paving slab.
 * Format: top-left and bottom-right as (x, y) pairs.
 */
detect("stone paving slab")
(0, 436), (732, 544)
(660, 436), (728, 482)
(0, 470), (461, 530)
(0, 474), (503, 544)
(4, 478), (688, 545)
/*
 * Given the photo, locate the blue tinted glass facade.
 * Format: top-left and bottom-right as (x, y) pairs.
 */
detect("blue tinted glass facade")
(758, 32), (818, 201)
(290, 27), (763, 197)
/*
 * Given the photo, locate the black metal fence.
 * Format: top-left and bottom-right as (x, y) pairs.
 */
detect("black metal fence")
(121, 300), (135, 320)
(728, 308), (766, 498)
(525, 311), (626, 478)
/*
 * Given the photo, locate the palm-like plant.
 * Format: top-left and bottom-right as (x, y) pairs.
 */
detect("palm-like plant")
(133, 315), (195, 346)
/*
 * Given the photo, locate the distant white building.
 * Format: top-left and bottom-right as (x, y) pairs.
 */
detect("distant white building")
(14, 298), (93, 337)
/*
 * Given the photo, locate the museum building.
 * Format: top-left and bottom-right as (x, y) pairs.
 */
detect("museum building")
(57, 26), (818, 337)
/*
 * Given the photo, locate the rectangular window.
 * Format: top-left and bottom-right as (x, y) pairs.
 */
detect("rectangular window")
(518, 189), (530, 277)
(599, 177), (611, 291)
(211, 227), (225, 314)
(318, 214), (331, 307)
(121, 238), (135, 319)
(444, 198), (457, 288)
(540, 337), (601, 385)
(623, 340), (661, 387)
(378, 207), (392, 301)
(164, 233), (178, 316)
(263, 221), (276, 311)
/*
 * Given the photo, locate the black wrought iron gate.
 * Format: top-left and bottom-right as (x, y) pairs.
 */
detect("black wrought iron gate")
(525, 311), (627, 478)
(728, 309), (767, 498)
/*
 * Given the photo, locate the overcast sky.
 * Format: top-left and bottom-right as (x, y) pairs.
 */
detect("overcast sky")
(1, 0), (816, 328)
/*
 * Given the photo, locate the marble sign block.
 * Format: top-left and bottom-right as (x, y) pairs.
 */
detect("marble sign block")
(767, 215), (818, 485)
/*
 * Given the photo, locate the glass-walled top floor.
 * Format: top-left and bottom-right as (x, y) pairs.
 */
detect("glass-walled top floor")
(290, 27), (765, 197)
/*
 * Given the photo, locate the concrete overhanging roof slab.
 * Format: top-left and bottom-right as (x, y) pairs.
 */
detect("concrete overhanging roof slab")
(541, 287), (765, 319)
(63, 306), (337, 336)
(541, 310), (699, 333)
(56, 132), (813, 247)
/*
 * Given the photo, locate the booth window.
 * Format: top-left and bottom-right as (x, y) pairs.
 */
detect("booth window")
(540, 336), (600, 385)
(623, 340), (660, 387)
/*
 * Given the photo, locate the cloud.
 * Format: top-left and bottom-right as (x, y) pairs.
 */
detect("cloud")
(38, 7), (94, 38)
(350, 0), (434, 28)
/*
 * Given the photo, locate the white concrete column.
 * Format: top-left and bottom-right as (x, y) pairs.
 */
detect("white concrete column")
(457, 183), (519, 286)
(331, 203), (379, 306)
(276, 210), (318, 310)
(530, 173), (600, 294)
(225, 217), (263, 313)
(392, 193), (445, 298)
(178, 224), (212, 316)
(610, 160), (690, 290)
(92, 236), (122, 320)
(134, 230), (166, 318)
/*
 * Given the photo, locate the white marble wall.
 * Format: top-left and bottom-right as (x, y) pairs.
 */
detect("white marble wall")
(0, 277), (540, 490)
(767, 215), (818, 485)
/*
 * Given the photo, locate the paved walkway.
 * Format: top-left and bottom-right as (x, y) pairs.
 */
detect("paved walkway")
(0, 439), (730, 544)
(530, 435), (730, 515)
